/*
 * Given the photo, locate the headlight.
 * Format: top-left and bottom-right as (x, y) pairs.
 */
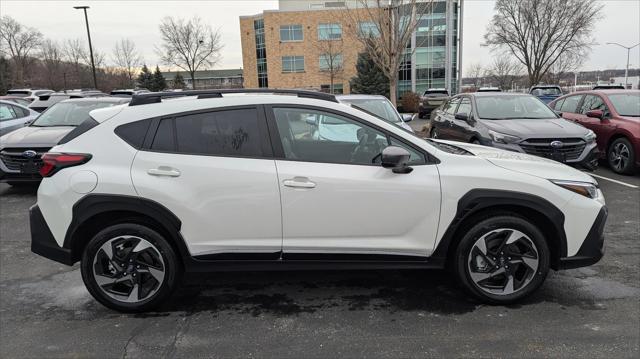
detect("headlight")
(584, 130), (596, 143)
(488, 130), (520, 144)
(551, 179), (598, 198)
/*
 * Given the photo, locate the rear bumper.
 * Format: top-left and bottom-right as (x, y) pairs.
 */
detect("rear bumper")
(558, 206), (607, 270)
(30, 205), (74, 265)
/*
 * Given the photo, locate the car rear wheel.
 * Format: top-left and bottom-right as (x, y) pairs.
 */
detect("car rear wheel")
(607, 137), (636, 174)
(453, 215), (549, 304)
(430, 127), (439, 139)
(81, 223), (181, 312)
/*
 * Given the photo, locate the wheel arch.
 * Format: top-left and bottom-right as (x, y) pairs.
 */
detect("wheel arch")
(64, 194), (189, 266)
(432, 189), (567, 270)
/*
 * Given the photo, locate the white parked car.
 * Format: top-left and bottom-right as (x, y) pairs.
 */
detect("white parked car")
(29, 90), (107, 113)
(336, 94), (414, 133)
(0, 100), (39, 136)
(30, 89), (607, 312)
(6, 88), (53, 102)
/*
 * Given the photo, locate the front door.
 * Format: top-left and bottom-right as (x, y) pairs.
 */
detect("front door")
(130, 106), (282, 258)
(268, 106), (441, 259)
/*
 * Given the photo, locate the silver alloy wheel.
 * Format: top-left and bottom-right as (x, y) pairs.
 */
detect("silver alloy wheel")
(92, 235), (165, 303)
(610, 142), (630, 172)
(431, 128), (439, 138)
(467, 228), (539, 296)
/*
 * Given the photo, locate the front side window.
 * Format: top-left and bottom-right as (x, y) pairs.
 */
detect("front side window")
(579, 95), (607, 114)
(443, 98), (460, 114)
(282, 56), (305, 73)
(273, 107), (388, 165)
(558, 95), (582, 114)
(319, 53), (343, 71)
(318, 23), (342, 40)
(155, 108), (264, 157)
(456, 98), (472, 116)
(280, 24), (303, 41)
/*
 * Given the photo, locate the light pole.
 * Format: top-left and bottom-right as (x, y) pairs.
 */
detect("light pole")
(74, 5), (97, 89)
(606, 42), (639, 89)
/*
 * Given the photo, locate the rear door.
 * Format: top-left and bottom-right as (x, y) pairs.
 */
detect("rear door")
(130, 106), (282, 259)
(449, 97), (474, 142)
(557, 94), (584, 122)
(438, 97), (461, 140)
(268, 106), (441, 259)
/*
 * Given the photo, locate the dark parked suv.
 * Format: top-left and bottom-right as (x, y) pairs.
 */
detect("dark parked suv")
(549, 90), (640, 174)
(429, 93), (599, 168)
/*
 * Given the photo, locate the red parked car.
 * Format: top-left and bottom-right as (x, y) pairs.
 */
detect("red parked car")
(549, 90), (640, 174)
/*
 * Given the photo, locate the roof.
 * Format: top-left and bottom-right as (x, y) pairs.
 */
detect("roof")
(163, 69), (243, 80)
(336, 94), (387, 100)
(464, 92), (530, 97)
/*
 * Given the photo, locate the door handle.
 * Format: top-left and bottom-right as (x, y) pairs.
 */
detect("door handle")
(147, 166), (181, 177)
(283, 176), (316, 188)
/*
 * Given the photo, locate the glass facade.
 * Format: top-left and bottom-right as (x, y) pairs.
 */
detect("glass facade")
(254, 19), (268, 88)
(399, 0), (459, 97)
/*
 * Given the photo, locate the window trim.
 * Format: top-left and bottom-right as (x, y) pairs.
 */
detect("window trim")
(264, 104), (438, 166)
(140, 105), (274, 159)
(281, 55), (305, 73)
(317, 23), (343, 41)
(279, 24), (303, 42)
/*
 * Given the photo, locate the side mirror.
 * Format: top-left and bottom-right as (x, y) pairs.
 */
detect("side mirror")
(381, 146), (413, 174)
(401, 114), (414, 122)
(304, 115), (318, 126)
(454, 112), (468, 121)
(586, 109), (604, 119)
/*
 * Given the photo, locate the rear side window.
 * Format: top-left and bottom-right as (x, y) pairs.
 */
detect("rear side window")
(115, 119), (152, 149)
(173, 108), (263, 157)
(559, 95), (582, 113)
(151, 118), (175, 151)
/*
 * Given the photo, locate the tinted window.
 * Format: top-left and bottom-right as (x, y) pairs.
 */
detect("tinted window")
(456, 98), (472, 116)
(559, 95), (582, 113)
(115, 119), (151, 149)
(174, 108), (262, 157)
(151, 118), (175, 151)
(273, 107), (388, 165)
(579, 95), (607, 114)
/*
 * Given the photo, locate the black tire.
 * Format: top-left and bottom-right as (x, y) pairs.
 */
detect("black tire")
(607, 137), (636, 175)
(471, 139), (481, 145)
(452, 214), (550, 304)
(81, 223), (181, 312)
(430, 127), (439, 139)
(418, 112), (425, 119)
(7, 181), (38, 187)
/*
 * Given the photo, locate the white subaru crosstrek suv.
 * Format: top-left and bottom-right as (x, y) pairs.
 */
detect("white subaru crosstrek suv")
(30, 90), (607, 312)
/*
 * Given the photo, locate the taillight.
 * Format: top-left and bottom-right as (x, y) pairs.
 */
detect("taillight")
(39, 153), (92, 177)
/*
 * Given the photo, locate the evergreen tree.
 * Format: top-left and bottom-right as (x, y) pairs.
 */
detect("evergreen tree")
(172, 72), (186, 90)
(350, 52), (390, 98)
(136, 64), (153, 90)
(151, 65), (167, 92)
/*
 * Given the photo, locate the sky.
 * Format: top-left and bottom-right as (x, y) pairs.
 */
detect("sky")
(2, 0), (639, 74)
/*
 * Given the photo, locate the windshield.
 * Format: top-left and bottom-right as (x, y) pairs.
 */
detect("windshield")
(424, 90), (449, 96)
(341, 98), (402, 123)
(609, 93), (640, 117)
(531, 87), (561, 96)
(476, 95), (557, 119)
(31, 101), (118, 127)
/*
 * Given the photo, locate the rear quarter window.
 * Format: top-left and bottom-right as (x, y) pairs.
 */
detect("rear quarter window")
(114, 119), (152, 149)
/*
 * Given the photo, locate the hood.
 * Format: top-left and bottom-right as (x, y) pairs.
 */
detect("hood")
(438, 140), (597, 184)
(481, 118), (589, 138)
(0, 125), (74, 149)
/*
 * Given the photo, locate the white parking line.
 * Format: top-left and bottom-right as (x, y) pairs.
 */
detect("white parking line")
(589, 173), (639, 189)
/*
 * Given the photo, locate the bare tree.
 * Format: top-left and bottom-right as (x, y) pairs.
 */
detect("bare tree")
(40, 39), (64, 89)
(0, 16), (43, 86)
(486, 57), (522, 90)
(484, 0), (602, 87)
(157, 16), (223, 89)
(315, 38), (344, 94)
(544, 51), (585, 84)
(63, 38), (88, 88)
(343, 0), (433, 105)
(112, 38), (142, 86)
(465, 62), (485, 88)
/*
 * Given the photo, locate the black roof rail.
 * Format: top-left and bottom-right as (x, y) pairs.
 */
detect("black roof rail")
(129, 88), (338, 106)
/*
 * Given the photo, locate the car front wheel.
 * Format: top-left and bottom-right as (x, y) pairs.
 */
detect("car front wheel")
(608, 137), (636, 174)
(453, 215), (550, 304)
(81, 223), (181, 312)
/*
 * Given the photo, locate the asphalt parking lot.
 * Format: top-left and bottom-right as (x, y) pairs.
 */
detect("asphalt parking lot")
(0, 167), (638, 358)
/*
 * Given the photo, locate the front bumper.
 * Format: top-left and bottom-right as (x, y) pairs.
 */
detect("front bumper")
(30, 205), (74, 265)
(489, 140), (599, 169)
(558, 206), (607, 269)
